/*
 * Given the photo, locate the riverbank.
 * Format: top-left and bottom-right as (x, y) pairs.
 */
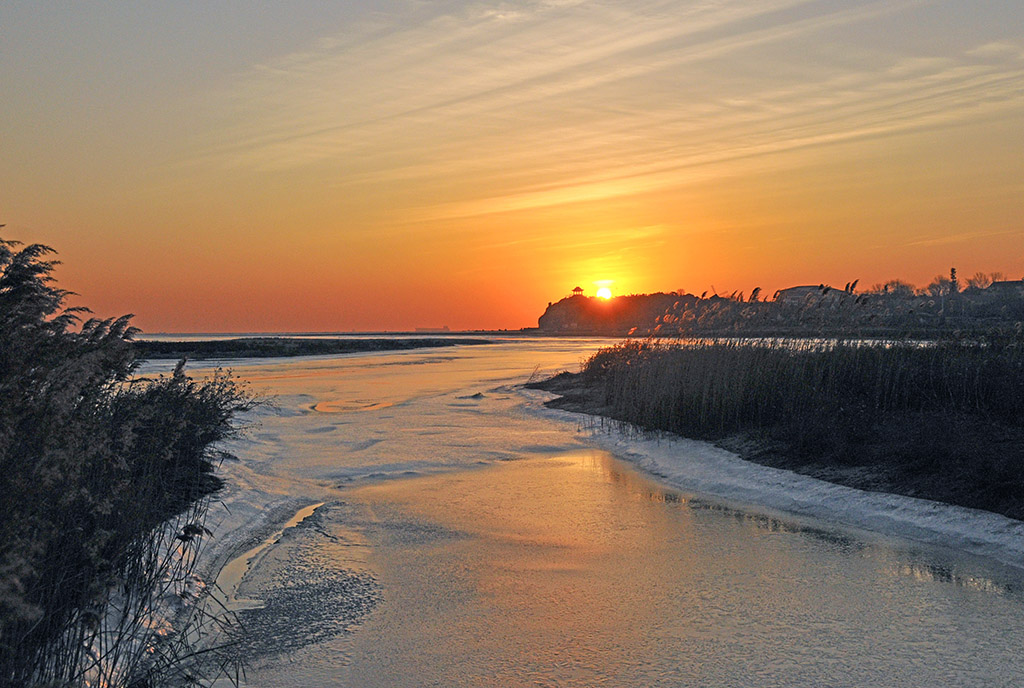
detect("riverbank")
(135, 336), (492, 359)
(528, 338), (1024, 523)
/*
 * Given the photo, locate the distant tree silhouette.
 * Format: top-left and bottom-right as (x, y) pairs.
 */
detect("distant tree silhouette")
(921, 274), (953, 298)
(965, 271), (1006, 290)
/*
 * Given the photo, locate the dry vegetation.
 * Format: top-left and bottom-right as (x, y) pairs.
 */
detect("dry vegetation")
(0, 237), (253, 686)
(534, 332), (1024, 519)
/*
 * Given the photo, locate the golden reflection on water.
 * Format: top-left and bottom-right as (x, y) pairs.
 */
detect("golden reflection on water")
(358, 450), (695, 558)
(351, 451), (705, 686)
(334, 451), (1024, 688)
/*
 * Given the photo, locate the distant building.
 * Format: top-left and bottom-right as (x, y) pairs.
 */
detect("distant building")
(986, 279), (1024, 298)
(571, 286), (584, 296)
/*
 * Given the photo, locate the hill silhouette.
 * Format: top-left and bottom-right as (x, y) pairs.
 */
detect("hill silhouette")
(538, 293), (695, 335)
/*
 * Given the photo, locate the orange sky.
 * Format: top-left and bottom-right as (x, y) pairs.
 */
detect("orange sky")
(2, 1), (1022, 332)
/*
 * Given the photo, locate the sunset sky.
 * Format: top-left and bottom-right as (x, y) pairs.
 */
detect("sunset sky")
(3, 1), (1023, 332)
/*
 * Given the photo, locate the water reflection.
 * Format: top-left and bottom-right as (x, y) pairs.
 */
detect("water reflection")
(575, 451), (688, 504)
(578, 451), (1018, 599)
(300, 451), (1024, 688)
(691, 499), (865, 551)
(887, 560), (1015, 596)
(576, 450), (868, 552)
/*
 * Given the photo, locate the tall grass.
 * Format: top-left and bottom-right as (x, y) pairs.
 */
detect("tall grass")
(571, 333), (1024, 517)
(584, 336), (1024, 436)
(0, 236), (253, 686)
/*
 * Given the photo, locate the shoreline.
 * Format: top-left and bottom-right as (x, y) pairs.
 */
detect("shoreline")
(134, 336), (493, 360)
(520, 383), (1024, 571)
(528, 354), (1024, 522)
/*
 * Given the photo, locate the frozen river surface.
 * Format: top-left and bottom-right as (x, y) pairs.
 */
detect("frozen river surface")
(156, 338), (1024, 687)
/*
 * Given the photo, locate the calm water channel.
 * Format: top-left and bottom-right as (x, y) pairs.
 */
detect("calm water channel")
(163, 338), (1024, 687)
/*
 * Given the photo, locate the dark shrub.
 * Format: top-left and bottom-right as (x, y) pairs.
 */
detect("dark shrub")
(0, 236), (252, 686)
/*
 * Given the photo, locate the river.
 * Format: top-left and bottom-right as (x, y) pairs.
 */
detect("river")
(147, 337), (1024, 687)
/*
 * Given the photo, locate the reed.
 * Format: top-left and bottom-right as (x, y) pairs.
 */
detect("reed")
(550, 331), (1024, 519)
(0, 236), (253, 686)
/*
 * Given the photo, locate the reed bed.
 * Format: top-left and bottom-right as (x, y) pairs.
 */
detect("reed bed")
(1, 236), (252, 686)
(0, 366), (253, 687)
(548, 332), (1024, 518)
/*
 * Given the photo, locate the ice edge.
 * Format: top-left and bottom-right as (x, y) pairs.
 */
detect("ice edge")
(521, 386), (1024, 571)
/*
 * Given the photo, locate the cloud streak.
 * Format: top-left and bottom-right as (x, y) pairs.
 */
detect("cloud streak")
(187, 0), (1024, 223)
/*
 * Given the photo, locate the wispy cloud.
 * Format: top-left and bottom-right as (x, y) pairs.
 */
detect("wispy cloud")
(186, 0), (1024, 222)
(904, 228), (1022, 248)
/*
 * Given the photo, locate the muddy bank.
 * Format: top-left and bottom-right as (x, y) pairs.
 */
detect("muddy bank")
(135, 337), (492, 360)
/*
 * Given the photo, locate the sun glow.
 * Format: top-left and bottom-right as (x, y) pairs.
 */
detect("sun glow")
(596, 287), (613, 300)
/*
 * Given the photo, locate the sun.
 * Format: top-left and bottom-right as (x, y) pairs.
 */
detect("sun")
(596, 287), (613, 300)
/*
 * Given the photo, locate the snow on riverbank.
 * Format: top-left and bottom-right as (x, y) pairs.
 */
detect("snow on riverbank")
(523, 387), (1024, 571)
